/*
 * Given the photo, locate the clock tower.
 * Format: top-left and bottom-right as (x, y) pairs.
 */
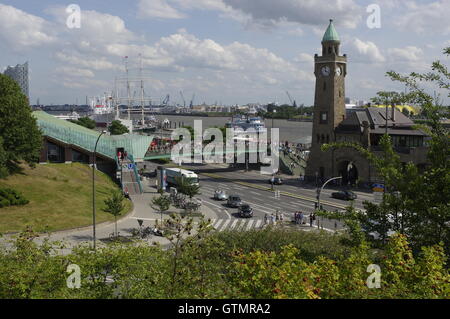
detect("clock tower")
(305, 19), (347, 181)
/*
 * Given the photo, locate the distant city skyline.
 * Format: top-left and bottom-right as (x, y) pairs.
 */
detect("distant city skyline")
(3, 61), (29, 99)
(0, 0), (449, 106)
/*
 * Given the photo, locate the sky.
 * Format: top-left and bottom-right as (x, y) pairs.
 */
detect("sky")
(0, 0), (449, 106)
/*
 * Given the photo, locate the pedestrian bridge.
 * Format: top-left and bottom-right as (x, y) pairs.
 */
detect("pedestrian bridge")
(33, 111), (276, 163)
(34, 111), (153, 162)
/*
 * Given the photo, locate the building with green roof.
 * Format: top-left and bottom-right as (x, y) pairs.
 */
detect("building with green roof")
(322, 19), (340, 43)
(33, 111), (154, 163)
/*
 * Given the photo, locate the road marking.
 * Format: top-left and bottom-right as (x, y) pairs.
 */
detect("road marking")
(246, 201), (276, 212)
(219, 219), (231, 231)
(131, 217), (157, 221)
(246, 219), (254, 231)
(254, 220), (262, 228)
(249, 191), (261, 196)
(202, 200), (231, 219)
(229, 219), (238, 230)
(199, 172), (350, 210)
(213, 219), (223, 229)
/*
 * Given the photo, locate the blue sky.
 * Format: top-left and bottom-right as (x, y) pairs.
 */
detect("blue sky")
(0, 0), (449, 106)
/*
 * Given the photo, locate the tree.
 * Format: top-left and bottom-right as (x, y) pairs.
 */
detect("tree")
(321, 47), (450, 255)
(108, 120), (129, 135)
(69, 117), (96, 129)
(103, 191), (125, 237)
(150, 194), (171, 222)
(175, 176), (200, 200)
(0, 74), (42, 177)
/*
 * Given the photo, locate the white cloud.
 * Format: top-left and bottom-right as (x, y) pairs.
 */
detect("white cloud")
(388, 46), (423, 62)
(294, 53), (314, 64)
(0, 4), (56, 50)
(55, 51), (122, 71)
(345, 38), (386, 63)
(222, 0), (362, 29)
(394, 0), (450, 35)
(137, 0), (185, 19)
(54, 66), (95, 78)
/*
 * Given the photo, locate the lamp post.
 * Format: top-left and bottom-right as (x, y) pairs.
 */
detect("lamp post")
(92, 130), (107, 251)
(272, 109), (277, 130)
(316, 176), (342, 229)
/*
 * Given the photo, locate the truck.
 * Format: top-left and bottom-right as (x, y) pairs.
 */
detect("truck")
(165, 168), (199, 187)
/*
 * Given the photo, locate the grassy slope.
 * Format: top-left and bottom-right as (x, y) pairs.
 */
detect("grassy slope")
(0, 163), (131, 233)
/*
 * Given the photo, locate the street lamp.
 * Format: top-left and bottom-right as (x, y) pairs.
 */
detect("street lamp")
(272, 109), (277, 130)
(316, 176), (342, 229)
(92, 130), (107, 250)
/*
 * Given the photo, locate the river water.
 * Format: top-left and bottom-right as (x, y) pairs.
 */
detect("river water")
(45, 111), (312, 143)
(142, 114), (312, 144)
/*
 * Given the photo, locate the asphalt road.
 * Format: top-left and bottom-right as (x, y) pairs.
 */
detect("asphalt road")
(154, 162), (380, 232)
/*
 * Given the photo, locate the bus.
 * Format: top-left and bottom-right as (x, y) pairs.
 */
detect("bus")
(165, 168), (199, 187)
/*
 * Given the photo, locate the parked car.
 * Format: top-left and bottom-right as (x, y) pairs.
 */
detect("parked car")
(213, 189), (228, 201)
(269, 176), (283, 185)
(238, 204), (253, 218)
(331, 190), (357, 200)
(227, 195), (242, 208)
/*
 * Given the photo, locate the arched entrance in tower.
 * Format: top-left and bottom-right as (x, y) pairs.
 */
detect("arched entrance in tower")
(338, 161), (358, 186)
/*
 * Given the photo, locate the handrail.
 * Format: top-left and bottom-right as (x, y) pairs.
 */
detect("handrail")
(128, 154), (143, 194)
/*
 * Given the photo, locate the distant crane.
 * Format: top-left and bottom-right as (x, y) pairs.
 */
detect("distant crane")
(189, 93), (195, 109)
(286, 91), (297, 108)
(179, 91), (186, 108)
(162, 94), (170, 106)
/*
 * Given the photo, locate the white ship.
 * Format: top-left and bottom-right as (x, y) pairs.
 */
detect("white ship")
(90, 94), (114, 116)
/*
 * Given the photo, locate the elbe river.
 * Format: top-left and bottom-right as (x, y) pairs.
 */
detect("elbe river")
(47, 111), (313, 144)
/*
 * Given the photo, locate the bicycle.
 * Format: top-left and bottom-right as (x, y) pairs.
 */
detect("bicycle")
(109, 231), (120, 240)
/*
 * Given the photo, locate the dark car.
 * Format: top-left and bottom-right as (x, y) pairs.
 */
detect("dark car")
(227, 195), (242, 208)
(238, 204), (253, 218)
(331, 190), (357, 201)
(269, 176), (283, 185)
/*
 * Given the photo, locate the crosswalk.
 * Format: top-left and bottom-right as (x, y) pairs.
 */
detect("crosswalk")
(209, 218), (264, 232)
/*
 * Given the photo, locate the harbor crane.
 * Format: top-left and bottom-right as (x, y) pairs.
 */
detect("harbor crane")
(189, 93), (195, 109)
(179, 91), (186, 107)
(162, 94), (170, 106)
(286, 91), (297, 108)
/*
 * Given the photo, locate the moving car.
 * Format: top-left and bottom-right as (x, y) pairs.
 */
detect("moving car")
(238, 204), (253, 218)
(213, 189), (228, 201)
(331, 190), (357, 200)
(227, 195), (242, 208)
(269, 176), (283, 185)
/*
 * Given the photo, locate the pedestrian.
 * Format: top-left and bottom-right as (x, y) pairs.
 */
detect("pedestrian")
(117, 150), (122, 162)
(264, 213), (268, 225)
(299, 211), (304, 225)
(271, 213), (276, 224)
(124, 151), (128, 160)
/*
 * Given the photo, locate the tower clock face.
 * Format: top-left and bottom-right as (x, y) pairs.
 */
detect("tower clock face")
(321, 66), (330, 76)
(335, 66), (342, 76)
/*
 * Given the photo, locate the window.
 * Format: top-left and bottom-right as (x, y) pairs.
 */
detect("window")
(320, 112), (328, 124)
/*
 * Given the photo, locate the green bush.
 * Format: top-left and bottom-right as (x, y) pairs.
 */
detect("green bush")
(0, 187), (29, 207)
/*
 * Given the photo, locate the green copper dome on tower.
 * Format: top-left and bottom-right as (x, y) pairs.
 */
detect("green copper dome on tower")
(322, 19), (340, 42)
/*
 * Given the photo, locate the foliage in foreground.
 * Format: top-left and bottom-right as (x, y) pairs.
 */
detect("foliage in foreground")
(321, 47), (450, 255)
(0, 221), (448, 299)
